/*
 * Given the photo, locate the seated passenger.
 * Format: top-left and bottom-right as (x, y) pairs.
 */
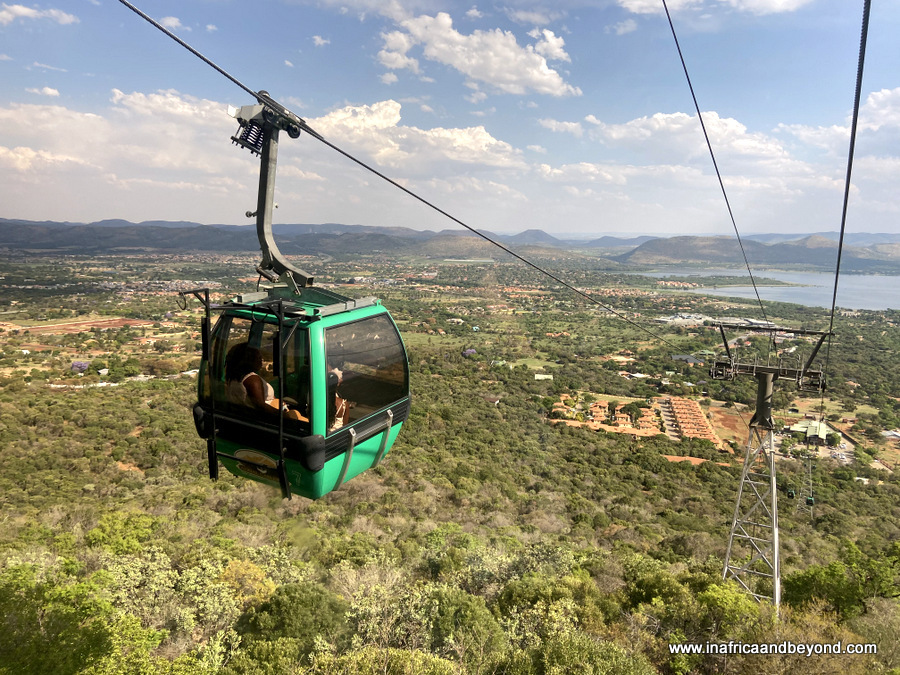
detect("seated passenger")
(327, 365), (351, 431)
(225, 343), (305, 421)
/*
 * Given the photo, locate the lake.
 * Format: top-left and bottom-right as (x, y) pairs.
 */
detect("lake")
(632, 268), (899, 311)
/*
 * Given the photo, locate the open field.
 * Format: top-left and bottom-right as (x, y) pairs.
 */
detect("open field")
(10, 317), (156, 334)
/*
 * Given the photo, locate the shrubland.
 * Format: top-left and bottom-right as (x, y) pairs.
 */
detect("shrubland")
(1, 255), (899, 673)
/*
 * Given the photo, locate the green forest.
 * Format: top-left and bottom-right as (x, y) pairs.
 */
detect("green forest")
(1, 254), (899, 674)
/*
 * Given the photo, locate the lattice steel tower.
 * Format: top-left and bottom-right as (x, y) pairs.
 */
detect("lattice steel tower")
(712, 323), (829, 609)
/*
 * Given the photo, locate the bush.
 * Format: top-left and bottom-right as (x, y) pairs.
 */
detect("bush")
(429, 586), (506, 669)
(306, 646), (456, 675)
(234, 582), (349, 658)
(495, 633), (655, 675)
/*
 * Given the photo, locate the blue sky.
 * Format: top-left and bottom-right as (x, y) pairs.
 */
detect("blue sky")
(1, 0), (898, 237)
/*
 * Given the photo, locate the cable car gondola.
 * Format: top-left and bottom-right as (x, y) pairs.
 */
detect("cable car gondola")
(183, 98), (410, 500)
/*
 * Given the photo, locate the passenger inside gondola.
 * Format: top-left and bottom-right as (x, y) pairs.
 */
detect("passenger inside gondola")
(327, 360), (352, 431)
(225, 342), (306, 421)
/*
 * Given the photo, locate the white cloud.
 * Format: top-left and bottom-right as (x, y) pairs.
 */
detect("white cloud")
(0, 145), (91, 171)
(0, 4), (78, 25)
(528, 29), (571, 63)
(381, 72), (399, 84)
(606, 19), (638, 36)
(538, 118), (583, 137)
(159, 16), (189, 32)
(504, 8), (562, 25)
(311, 99), (523, 171)
(380, 12), (580, 97)
(776, 88), (900, 157)
(859, 88), (900, 132)
(31, 62), (67, 72)
(720, 0), (815, 14)
(0, 54), (12, 61)
(586, 111), (789, 166)
(465, 6), (483, 19)
(206, 24), (217, 32)
(26, 86), (59, 97)
(285, 60), (295, 68)
(310, 0), (409, 22)
(617, 0), (700, 13)
(378, 29), (421, 73)
(617, 0), (812, 15)
(313, 35), (331, 46)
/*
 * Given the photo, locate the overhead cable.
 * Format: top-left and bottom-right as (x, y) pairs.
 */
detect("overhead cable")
(820, 0), (872, 417)
(116, 0), (683, 350)
(661, 0), (771, 330)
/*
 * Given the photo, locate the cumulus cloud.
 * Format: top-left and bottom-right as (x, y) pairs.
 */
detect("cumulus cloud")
(617, 0), (813, 15)
(586, 110), (789, 165)
(505, 8), (563, 25)
(606, 19), (638, 35)
(159, 16), (189, 32)
(0, 145), (91, 171)
(379, 12), (580, 97)
(206, 24), (217, 32)
(465, 6), (483, 19)
(26, 86), (59, 97)
(776, 87), (900, 160)
(310, 99), (523, 171)
(538, 118), (584, 137)
(313, 35), (331, 46)
(528, 29), (571, 62)
(0, 4), (78, 25)
(617, 0), (702, 14)
(720, 0), (815, 14)
(860, 88), (900, 131)
(378, 30), (421, 73)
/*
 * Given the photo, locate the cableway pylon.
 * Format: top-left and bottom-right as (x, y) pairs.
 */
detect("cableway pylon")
(713, 323), (830, 610)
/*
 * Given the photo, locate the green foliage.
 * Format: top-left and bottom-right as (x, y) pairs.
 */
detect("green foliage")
(0, 565), (113, 675)
(306, 646), (456, 675)
(495, 633), (655, 675)
(783, 541), (900, 620)
(235, 581), (350, 657)
(428, 586), (506, 669)
(3, 256), (900, 673)
(79, 613), (170, 675)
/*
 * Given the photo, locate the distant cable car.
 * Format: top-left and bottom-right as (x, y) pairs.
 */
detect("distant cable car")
(182, 96), (409, 499)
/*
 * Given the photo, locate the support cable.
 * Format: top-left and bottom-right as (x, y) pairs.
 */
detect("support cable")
(119, 0), (260, 103)
(661, 0), (771, 333)
(116, 0), (683, 351)
(312, 134), (680, 349)
(819, 0), (872, 419)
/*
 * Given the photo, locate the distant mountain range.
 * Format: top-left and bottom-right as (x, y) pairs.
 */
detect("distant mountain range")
(2, 218), (900, 272)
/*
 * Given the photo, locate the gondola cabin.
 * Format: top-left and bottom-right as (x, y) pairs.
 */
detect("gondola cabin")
(191, 285), (410, 499)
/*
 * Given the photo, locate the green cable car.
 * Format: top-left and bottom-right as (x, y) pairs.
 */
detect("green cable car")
(184, 96), (409, 499)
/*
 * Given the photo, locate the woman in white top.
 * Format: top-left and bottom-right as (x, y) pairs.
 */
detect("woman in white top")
(224, 342), (306, 422)
(225, 343), (274, 409)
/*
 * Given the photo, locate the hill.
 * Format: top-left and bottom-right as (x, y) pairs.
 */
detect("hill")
(617, 235), (900, 272)
(2, 218), (900, 271)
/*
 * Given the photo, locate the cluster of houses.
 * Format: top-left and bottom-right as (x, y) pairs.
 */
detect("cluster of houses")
(662, 397), (724, 448)
(550, 395), (661, 439)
